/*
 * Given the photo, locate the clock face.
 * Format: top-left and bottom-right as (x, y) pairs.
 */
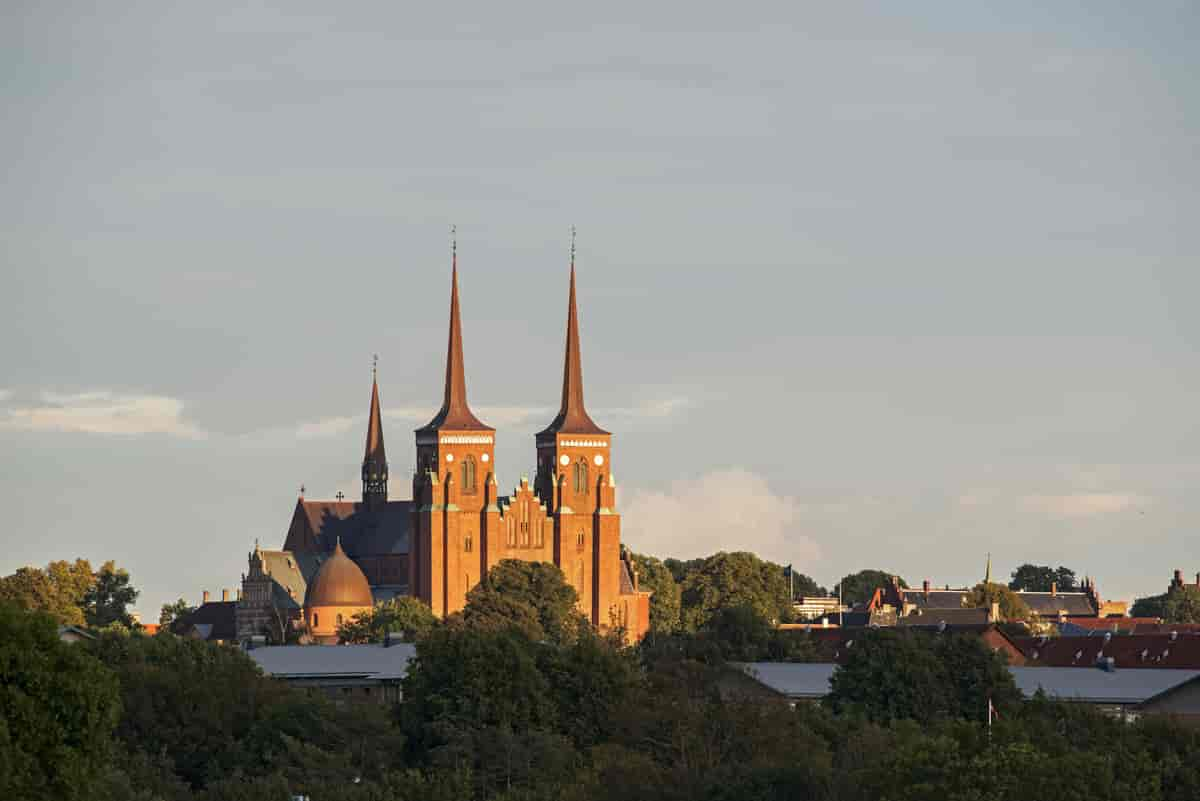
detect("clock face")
(481, 453), (490, 462)
(559, 454), (570, 466)
(445, 453), (454, 463)
(594, 454), (604, 466)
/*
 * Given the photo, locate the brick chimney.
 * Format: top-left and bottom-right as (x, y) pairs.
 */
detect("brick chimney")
(1051, 582), (1057, 597)
(922, 579), (930, 595)
(1172, 570), (1184, 590)
(221, 589), (230, 602)
(202, 590), (210, 604)
(1195, 572), (1199, 588)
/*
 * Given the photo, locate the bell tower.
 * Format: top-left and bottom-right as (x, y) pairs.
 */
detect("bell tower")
(361, 358), (388, 510)
(535, 230), (620, 626)
(410, 230), (495, 617)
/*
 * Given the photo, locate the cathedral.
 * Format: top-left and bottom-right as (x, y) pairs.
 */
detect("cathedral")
(236, 242), (652, 643)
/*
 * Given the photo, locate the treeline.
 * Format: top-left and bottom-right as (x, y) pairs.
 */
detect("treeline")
(4, 559), (1200, 801)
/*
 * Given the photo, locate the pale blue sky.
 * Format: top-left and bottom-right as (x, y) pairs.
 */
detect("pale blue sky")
(3, 2), (1198, 617)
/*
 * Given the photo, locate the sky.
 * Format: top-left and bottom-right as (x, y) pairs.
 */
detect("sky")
(3, 2), (1198, 619)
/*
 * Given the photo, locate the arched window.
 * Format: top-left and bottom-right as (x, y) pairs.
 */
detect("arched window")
(573, 458), (589, 494)
(313, 612), (319, 627)
(336, 613), (343, 626)
(576, 529), (585, 549)
(464, 532), (473, 553)
(462, 456), (477, 494)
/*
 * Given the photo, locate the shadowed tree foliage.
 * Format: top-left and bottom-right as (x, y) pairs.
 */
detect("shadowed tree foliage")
(1008, 563), (1078, 593)
(679, 551), (792, 631)
(663, 557), (703, 584)
(630, 552), (681, 633)
(83, 561), (139, 629)
(1131, 592), (1167, 619)
(159, 598), (195, 630)
(0, 603), (122, 800)
(964, 582), (1035, 623)
(1163, 586), (1200, 624)
(338, 596), (439, 643)
(462, 559), (585, 643)
(833, 570), (907, 606)
(827, 628), (1021, 724)
(0, 559), (96, 627)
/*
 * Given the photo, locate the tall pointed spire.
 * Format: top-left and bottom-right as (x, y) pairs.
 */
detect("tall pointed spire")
(984, 553), (992, 585)
(362, 356), (389, 505)
(539, 227), (608, 437)
(419, 226), (491, 432)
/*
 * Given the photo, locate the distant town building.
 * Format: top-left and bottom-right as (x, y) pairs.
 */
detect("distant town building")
(245, 640), (416, 705)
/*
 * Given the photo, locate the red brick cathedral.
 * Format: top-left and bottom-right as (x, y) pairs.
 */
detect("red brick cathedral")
(238, 244), (651, 642)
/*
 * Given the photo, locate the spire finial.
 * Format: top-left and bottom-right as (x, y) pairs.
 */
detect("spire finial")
(451, 223), (457, 266)
(372, 353), (378, 379)
(570, 225), (576, 268)
(985, 552), (992, 585)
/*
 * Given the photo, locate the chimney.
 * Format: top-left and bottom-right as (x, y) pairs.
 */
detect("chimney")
(922, 579), (930, 594)
(990, 601), (1000, 622)
(202, 590), (210, 604)
(1172, 569), (1184, 589)
(222, 589), (230, 602)
(237, 589), (243, 601)
(1051, 582), (1057, 597)
(1195, 572), (1199, 588)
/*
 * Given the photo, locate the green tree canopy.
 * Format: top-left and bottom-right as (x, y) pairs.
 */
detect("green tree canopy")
(1131, 592), (1167, 619)
(786, 568), (826, 600)
(0, 602), (122, 800)
(338, 596), (439, 643)
(1162, 586), (1200, 624)
(461, 559), (585, 643)
(663, 557), (703, 584)
(0, 559), (96, 627)
(158, 598), (195, 629)
(83, 561), (139, 629)
(827, 629), (1022, 724)
(833, 569), (906, 606)
(679, 551), (792, 631)
(630, 552), (681, 634)
(1008, 564), (1078, 593)
(964, 582), (1034, 623)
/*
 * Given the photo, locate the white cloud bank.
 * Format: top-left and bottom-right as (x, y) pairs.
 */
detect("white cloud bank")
(0, 391), (205, 439)
(622, 468), (821, 567)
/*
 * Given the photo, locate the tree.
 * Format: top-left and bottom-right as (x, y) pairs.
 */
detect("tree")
(786, 569), (825, 600)
(964, 582), (1034, 623)
(679, 551), (792, 631)
(827, 628), (1021, 724)
(462, 559), (585, 643)
(83, 561), (138, 629)
(1131, 593), (1167, 619)
(630, 552), (681, 634)
(1162, 586), (1200, 624)
(1008, 564), (1078, 593)
(832, 569), (906, 606)
(338, 596), (438, 643)
(158, 598), (194, 629)
(0, 602), (122, 800)
(0, 559), (95, 627)
(663, 557), (703, 584)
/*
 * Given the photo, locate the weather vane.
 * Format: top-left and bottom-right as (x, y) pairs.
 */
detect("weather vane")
(372, 353), (378, 378)
(570, 225), (576, 265)
(451, 224), (457, 261)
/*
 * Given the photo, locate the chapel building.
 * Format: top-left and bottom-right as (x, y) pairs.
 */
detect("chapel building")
(236, 243), (651, 642)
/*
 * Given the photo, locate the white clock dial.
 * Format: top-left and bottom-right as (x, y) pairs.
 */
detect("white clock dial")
(481, 453), (490, 462)
(445, 453), (454, 462)
(559, 454), (570, 466)
(594, 454), (604, 466)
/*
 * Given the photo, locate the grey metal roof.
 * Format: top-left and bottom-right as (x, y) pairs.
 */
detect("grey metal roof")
(247, 643), (418, 681)
(734, 663), (837, 699)
(1010, 667), (1200, 705)
(735, 662), (1200, 706)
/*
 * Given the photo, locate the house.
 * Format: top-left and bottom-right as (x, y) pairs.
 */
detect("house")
(57, 625), (94, 643)
(245, 640), (417, 705)
(1014, 633), (1200, 670)
(175, 594), (238, 643)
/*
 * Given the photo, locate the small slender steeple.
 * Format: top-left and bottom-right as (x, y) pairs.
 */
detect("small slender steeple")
(984, 553), (992, 585)
(419, 228), (492, 432)
(539, 227), (608, 437)
(362, 356), (389, 506)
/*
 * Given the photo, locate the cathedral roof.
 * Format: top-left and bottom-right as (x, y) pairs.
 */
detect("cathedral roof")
(417, 252), (492, 434)
(538, 259), (609, 438)
(286, 499), (411, 556)
(304, 539), (374, 608)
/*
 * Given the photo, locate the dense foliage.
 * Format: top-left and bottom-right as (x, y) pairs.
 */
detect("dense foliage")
(338, 596), (439, 643)
(0, 559), (100, 627)
(629, 552), (681, 633)
(964, 581), (1035, 623)
(0, 603), (121, 801)
(833, 569), (907, 606)
(1008, 563), (1079, 593)
(1132, 585), (1200, 623)
(678, 551), (793, 630)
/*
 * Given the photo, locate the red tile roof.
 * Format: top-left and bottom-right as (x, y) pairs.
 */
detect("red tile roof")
(1014, 633), (1200, 669)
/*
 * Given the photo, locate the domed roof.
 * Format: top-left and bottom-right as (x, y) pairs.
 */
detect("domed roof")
(304, 539), (373, 608)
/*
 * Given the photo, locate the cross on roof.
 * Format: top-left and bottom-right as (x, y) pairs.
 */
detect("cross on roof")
(335, 491), (345, 501)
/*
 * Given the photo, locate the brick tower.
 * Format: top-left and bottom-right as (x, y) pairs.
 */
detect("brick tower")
(534, 238), (621, 626)
(409, 238), (496, 617)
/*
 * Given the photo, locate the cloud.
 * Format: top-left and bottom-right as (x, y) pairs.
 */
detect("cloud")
(0, 391), (205, 438)
(622, 469), (821, 567)
(0, 389), (11, 403)
(1022, 493), (1149, 520)
(598, 397), (693, 420)
(295, 415), (360, 440)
